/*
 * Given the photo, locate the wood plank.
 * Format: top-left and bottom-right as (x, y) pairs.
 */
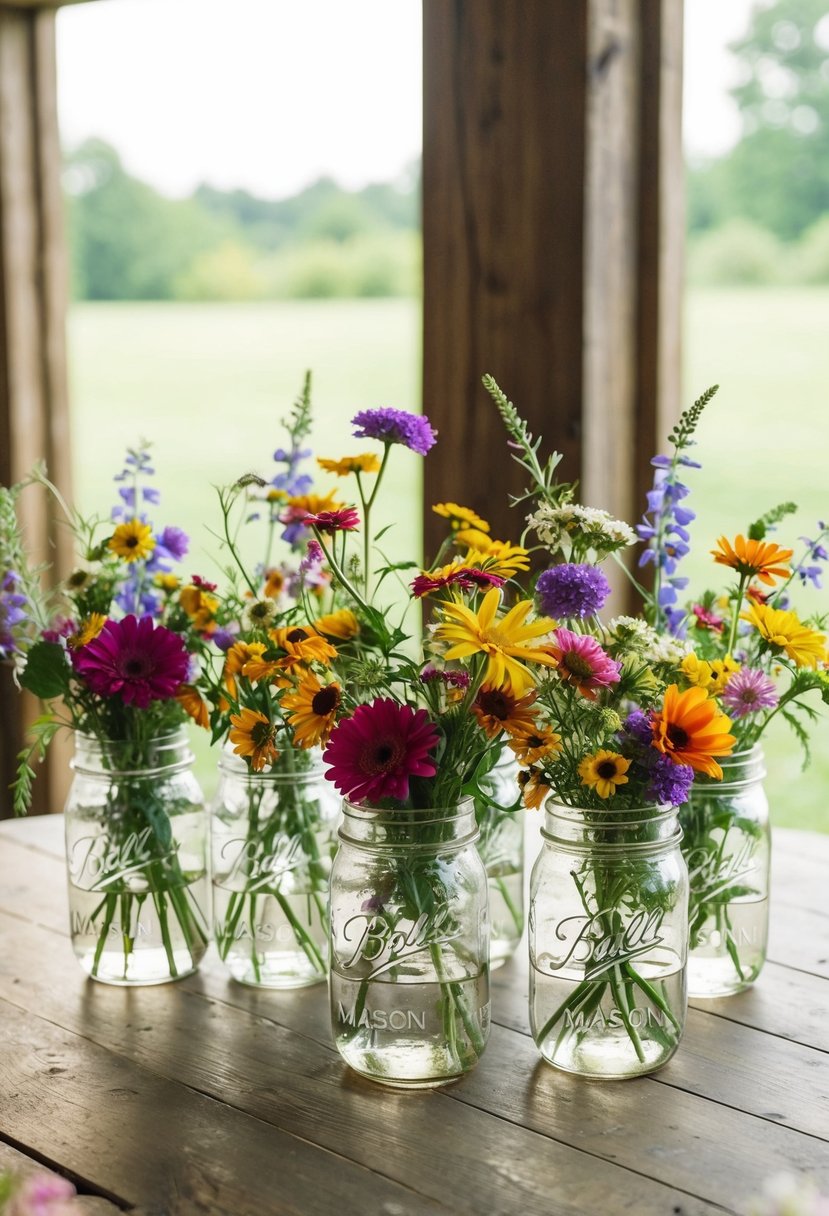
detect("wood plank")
(0, 909), (731, 1216)
(0, 996), (449, 1216)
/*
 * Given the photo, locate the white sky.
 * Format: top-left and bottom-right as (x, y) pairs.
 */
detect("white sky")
(57, 0), (757, 200)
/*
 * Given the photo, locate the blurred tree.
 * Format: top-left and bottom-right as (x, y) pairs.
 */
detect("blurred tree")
(688, 0), (829, 240)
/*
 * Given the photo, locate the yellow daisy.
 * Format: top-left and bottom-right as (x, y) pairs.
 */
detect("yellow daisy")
(229, 708), (279, 772)
(108, 519), (155, 563)
(578, 750), (631, 799)
(435, 587), (556, 694)
(507, 724), (563, 766)
(314, 608), (360, 640)
(681, 652), (740, 695)
(177, 685), (210, 730)
(179, 584), (219, 632)
(462, 541), (532, 579)
(317, 454), (381, 477)
(270, 625), (337, 667)
(154, 573), (180, 592)
(281, 673), (342, 748)
(68, 613), (107, 649)
(432, 502), (490, 534)
(741, 603), (827, 669)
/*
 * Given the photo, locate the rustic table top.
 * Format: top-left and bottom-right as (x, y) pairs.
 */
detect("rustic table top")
(0, 814), (827, 1216)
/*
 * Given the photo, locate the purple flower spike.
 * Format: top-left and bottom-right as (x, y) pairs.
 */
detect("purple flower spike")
(351, 408), (437, 455)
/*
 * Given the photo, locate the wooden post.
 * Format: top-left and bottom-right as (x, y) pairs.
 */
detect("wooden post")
(422, 0), (684, 582)
(0, 7), (72, 817)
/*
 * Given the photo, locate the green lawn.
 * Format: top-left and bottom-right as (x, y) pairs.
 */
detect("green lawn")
(67, 292), (828, 828)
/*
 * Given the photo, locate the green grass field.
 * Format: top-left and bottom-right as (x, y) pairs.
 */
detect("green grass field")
(67, 291), (828, 829)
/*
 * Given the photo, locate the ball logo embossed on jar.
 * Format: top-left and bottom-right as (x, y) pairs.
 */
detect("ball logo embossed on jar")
(341, 907), (464, 978)
(68, 827), (179, 889)
(545, 907), (666, 980)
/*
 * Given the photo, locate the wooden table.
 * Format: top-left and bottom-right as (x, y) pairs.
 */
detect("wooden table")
(1, 816), (827, 1216)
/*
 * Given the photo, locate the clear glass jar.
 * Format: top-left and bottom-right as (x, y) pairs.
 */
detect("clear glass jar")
(211, 748), (339, 987)
(475, 750), (524, 968)
(329, 797), (490, 1088)
(529, 800), (688, 1079)
(64, 731), (209, 985)
(680, 746), (770, 997)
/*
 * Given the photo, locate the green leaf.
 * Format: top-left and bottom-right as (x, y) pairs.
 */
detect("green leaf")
(19, 642), (70, 699)
(747, 501), (797, 542)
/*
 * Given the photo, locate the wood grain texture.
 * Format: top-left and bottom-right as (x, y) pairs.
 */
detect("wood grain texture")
(0, 816), (827, 1215)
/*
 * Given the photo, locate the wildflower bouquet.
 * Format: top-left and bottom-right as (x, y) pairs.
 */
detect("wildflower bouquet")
(637, 386), (828, 990)
(481, 375), (738, 1073)
(2, 447), (213, 982)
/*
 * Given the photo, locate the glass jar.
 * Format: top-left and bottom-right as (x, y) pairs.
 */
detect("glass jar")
(529, 800), (688, 1079)
(680, 747), (770, 997)
(64, 731), (209, 985)
(329, 798), (490, 1088)
(211, 748), (339, 987)
(475, 750), (524, 968)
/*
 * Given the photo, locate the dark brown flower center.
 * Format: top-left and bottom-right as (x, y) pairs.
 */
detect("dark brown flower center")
(362, 736), (405, 774)
(477, 688), (512, 720)
(597, 760), (618, 779)
(287, 627), (309, 643)
(312, 686), (340, 716)
(667, 724), (689, 750)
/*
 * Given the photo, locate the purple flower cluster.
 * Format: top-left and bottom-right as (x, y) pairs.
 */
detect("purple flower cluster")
(637, 454), (699, 636)
(721, 668), (778, 719)
(0, 571), (29, 658)
(352, 408), (437, 456)
(420, 664), (471, 689)
(797, 522), (828, 590)
(621, 710), (694, 805)
(535, 563), (610, 620)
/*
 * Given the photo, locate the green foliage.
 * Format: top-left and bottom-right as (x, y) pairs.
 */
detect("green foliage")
(747, 501), (798, 541)
(792, 214), (829, 282)
(667, 383), (719, 449)
(173, 240), (266, 301)
(687, 220), (786, 286)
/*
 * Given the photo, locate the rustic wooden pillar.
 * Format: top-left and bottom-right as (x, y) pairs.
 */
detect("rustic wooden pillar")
(422, 0), (684, 575)
(0, 6), (72, 816)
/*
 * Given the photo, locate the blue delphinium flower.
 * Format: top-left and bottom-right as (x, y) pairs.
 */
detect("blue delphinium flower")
(0, 570), (29, 658)
(796, 522), (829, 590)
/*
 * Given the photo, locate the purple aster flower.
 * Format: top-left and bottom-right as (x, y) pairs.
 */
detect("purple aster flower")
(721, 668), (778, 719)
(535, 563), (610, 620)
(351, 408), (437, 456)
(0, 571), (29, 658)
(623, 709), (653, 746)
(156, 526), (189, 561)
(211, 625), (239, 652)
(646, 754), (695, 806)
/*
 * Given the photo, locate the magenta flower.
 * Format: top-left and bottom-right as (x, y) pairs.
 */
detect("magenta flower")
(7, 1171), (76, 1216)
(323, 697), (439, 804)
(549, 627), (621, 700)
(411, 567), (505, 598)
(721, 668), (778, 719)
(304, 507), (361, 533)
(352, 408), (437, 456)
(71, 615), (189, 708)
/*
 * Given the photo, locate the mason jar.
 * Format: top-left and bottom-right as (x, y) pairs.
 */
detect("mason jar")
(680, 746), (770, 997)
(475, 749), (524, 968)
(329, 797), (490, 1088)
(211, 747), (339, 987)
(529, 800), (688, 1079)
(64, 731), (209, 985)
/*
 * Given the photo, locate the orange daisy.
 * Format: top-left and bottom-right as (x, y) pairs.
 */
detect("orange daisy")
(281, 673), (342, 748)
(177, 685), (210, 730)
(507, 724), (563, 766)
(229, 708), (279, 771)
(472, 686), (539, 738)
(711, 535), (793, 586)
(651, 684), (736, 780)
(518, 767), (552, 811)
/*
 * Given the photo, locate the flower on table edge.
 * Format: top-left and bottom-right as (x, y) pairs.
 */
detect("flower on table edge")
(651, 684), (736, 780)
(434, 587), (557, 695)
(323, 697), (439, 804)
(711, 535), (793, 586)
(229, 707), (280, 771)
(578, 749), (631, 799)
(351, 407), (437, 456)
(70, 615), (190, 709)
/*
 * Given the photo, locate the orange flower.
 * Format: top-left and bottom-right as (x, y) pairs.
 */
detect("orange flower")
(651, 684), (736, 780)
(222, 641), (268, 702)
(518, 767), (552, 811)
(270, 625), (337, 667)
(508, 724), (562, 766)
(179, 584), (219, 632)
(177, 685), (210, 730)
(281, 673), (342, 748)
(229, 708), (279, 772)
(472, 686), (539, 738)
(314, 609), (360, 640)
(711, 535), (793, 586)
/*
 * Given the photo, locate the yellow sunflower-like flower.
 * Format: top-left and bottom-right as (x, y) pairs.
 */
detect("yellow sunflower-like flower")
(741, 603), (827, 669)
(109, 519), (155, 563)
(317, 454), (381, 477)
(472, 686), (539, 738)
(681, 652), (740, 695)
(68, 613), (107, 649)
(432, 502), (490, 534)
(154, 573), (180, 592)
(281, 673), (342, 748)
(179, 584), (219, 632)
(285, 491), (341, 517)
(435, 587), (556, 695)
(508, 724), (563, 767)
(712, 535), (793, 586)
(270, 624), (337, 667)
(223, 641), (268, 701)
(578, 750), (631, 799)
(462, 541), (532, 580)
(518, 767), (552, 811)
(263, 568), (285, 599)
(229, 708), (279, 772)
(455, 527), (492, 551)
(314, 608), (360, 640)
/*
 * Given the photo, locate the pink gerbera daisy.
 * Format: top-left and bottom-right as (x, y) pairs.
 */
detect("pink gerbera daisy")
(323, 697), (439, 804)
(304, 507), (361, 533)
(721, 668), (778, 719)
(548, 627), (621, 701)
(71, 615), (190, 708)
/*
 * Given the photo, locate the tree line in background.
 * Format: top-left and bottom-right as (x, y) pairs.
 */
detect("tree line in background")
(66, 0), (828, 301)
(66, 139), (420, 301)
(688, 0), (829, 284)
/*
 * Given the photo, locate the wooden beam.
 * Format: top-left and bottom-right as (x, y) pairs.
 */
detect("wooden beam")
(422, 0), (684, 587)
(0, 6), (72, 816)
